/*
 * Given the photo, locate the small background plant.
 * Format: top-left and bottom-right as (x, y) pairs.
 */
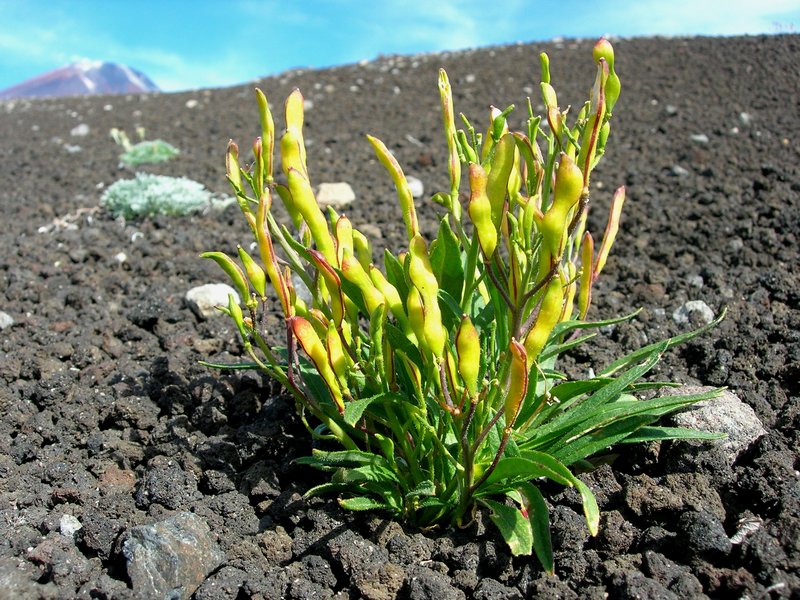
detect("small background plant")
(202, 39), (723, 573)
(111, 126), (180, 167)
(101, 173), (224, 219)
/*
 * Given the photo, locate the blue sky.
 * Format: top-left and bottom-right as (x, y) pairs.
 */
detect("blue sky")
(1, 0), (797, 92)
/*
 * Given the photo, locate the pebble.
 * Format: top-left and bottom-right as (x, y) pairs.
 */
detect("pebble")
(70, 123), (90, 136)
(185, 284), (240, 319)
(669, 386), (767, 465)
(123, 512), (224, 599)
(0, 311), (13, 330)
(739, 112), (753, 126)
(406, 175), (424, 199)
(185, 99), (199, 108)
(316, 182), (356, 208)
(672, 300), (715, 325)
(690, 133), (709, 144)
(671, 164), (689, 177)
(60, 514), (82, 538)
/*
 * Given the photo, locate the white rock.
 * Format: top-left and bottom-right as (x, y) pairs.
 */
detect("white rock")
(60, 514), (82, 538)
(185, 99), (199, 109)
(0, 311), (14, 330)
(672, 300), (715, 325)
(358, 223), (383, 240)
(114, 252), (127, 264)
(739, 112), (753, 126)
(303, 99), (314, 111)
(670, 386), (767, 464)
(185, 284), (240, 319)
(406, 175), (424, 199)
(690, 133), (709, 144)
(316, 182), (355, 208)
(672, 164), (689, 177)
(70, 123), (90, 137)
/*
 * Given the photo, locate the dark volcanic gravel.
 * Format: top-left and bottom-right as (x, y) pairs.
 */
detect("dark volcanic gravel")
(1, 34), (798, 599)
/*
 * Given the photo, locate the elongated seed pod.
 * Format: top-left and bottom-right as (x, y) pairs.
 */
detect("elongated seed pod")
(237, 245), (267, 300)
(199, 251), (249, 305)
(468, 163), (498, 258)
(367, 135), (419, 241)
(594, 186), (626, 278)
(340, 247), (385, 316)
(256, 192), (292, 316)
(255, 88), (275, 182)
(524, 277), (564, 365)
(455, 315), (480, 397)
(308, 249), (345, 327)
(578, 232), (594, 319)
(486, 133), (515, 229)
(504, 339), (528, 426)
(286, 168), (337, 265)
(291, 316), (344, 413)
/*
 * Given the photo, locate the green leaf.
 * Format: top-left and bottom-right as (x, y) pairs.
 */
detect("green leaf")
(429, 216), (464, 302)
(343, 392), (404, 427)
(600, 309), (725, 377)
(198, 360), (263, 370)
(333, 464), (400, 484)
(478, 453), (574, 493)
(573, 479), (599, 536)
(384, 249), (409, 300)
(517, 482), (554, 575)
(437, 288), (463, 333)
(339, 496), (393, 511)
(482, 498), (533, 556)
(296, 449), (389, 469)
(619, 426), (726, 444)
(405, 480), (436, 498)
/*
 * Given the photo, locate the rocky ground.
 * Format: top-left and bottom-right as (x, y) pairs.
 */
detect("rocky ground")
(0, 34), (798, 599)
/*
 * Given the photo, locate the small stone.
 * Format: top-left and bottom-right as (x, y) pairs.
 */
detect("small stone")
(185, 284), (240, 319)
(70, 123), (90, 136)
(739, 112), (753, 126)
(185, 99), (199, 108)
(464, 74), (476, 83)
(358, 223), (383, 240)
(687, 275), (704, 289)
(665, 104), (678, 115)
(114, 252), (127, 264)
(669, 386), (767, 464)
(316, 182), (356, 208)
(123, 512), (224, 600)
(672, 300), (715, 325)
(60, 514), (82, 538)
(303, 98), (314, 111)
(671, 164), (689, 177)
(0, 311), (14, 330)
(678, 510), (732, 560)
(690, 133), (709, 144)
(406, 175), (424, 199)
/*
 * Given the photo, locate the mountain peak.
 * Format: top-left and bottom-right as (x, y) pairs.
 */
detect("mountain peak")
(0, 61), (159, 100)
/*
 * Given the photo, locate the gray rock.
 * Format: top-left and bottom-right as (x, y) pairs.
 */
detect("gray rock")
(185, 284), (240, 319)
(739, 112), (753, 126)
(59, 514), (82, 539)
(671, 164), (689, 177)
(316, 182), (355, 208)
(70, 123), (90, 137)
(123, 512), (225, 600)
(690, 133), (709, 144)
(672, 300), (715, 325)
(406, 175), (425, 199)
(670, 386), (767, 464)
(0, 311), (13, 330)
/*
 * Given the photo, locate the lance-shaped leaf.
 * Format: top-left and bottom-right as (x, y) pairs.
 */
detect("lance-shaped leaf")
(200, 251), (250, 305)
(367, 134), (419, 241)
(291, 316), (345, 414)
(594, 186), (626, 278)
(467, 163), (498, 258)
(505, 339), (528, 427)
(308, 249), (346, 326)
(255, 88), (275, 182)
(237, 245), (267, 300)
(287, 167), (337, 264)
(578, 232), (594, 319)
(524, 277), (564, 366)
(456, 315), (480, 397)
(438, 69), (461, 202)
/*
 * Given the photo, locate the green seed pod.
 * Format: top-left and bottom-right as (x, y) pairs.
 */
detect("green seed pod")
(352, 229), (372, 272)
(539, 52), (551, 85)
(592, 38), (620, 113)
(455, 315), (480, 397)
(287, 168), (337, 265)
(340, 247), (385, 316)
(467, 163), (498, 258)
(408, 234), (439, 303)
(237, 245), (267, 300)
(406, 287), (427, 353)
(226, 140), (242, 192)
(308, 249), (346, 327)
(227, 293), (248, 342)
(255, 88), (275, 182)
(256, 192), (292, 317)
(369, 265), (412, 335)
(200, 251), (250, 306)
(486, 134), (515, 229)
(539, 154), (583, 270)
(594, 186), (626, 278)
(438, 69), (462, 202)
(367, 134), (419, 241)
(524, 277), (564, 365)
(578, 231), (594, 320)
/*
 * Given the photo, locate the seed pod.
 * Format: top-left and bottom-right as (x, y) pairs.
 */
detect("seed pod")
(283, 89), (307, 175)
(408, 235), (439, 302)
(255, 88), (275, 182)
(504, 339), (528, 426)
(352, 229), (372, 272)
(252, 137), (264, 195)
(340, 247), (385, 316)
(226, 140), (242, 192)
(200, 251), (250, 306)
(524, 277), (564, 365)
(367, 134), (419, 241)
(438, 69), (462, 202)
(227, 293), (248, 342)
(256, 192), (292, 316)
(326, 321), (351, 385)
(594, 186), (626, 278)
(592, 39), (620, 113)
(291, 316), (344, 413)
(561, 261), (577, 322)
(237, 245), (267, 300)
(308, 249), (345, 327)
(486, 134), (515, 229)
(406, 287), (427, 352)
(576, 59), (608, 187)
(578, 232), (594, 319)
(539, 154), (583, 270)
(455, 315), (480, 397)
(370, 265), (412, 335)
(287, 168), (337, 265)
(468, 163), (498, 258)
(335, 215), (354, 268)
(280, 127), (306, 179)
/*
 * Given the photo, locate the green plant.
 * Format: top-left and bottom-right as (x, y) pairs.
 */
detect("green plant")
(202, 39), (723, 573)
(102, 173), (218, 218)
(111, 127), (180, 167)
